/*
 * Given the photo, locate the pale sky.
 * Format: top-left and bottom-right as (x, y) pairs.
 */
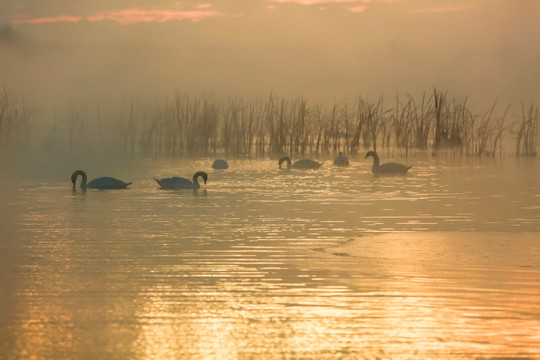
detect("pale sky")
(1, 0), (539, 109)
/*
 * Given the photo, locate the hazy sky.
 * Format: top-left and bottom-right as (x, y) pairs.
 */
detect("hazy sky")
(1, 0), (539, 109)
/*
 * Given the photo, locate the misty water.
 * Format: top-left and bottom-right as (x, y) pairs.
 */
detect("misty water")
(1, 154), (539, 360)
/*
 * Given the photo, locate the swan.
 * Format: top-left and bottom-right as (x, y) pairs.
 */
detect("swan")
(212, 159), (229, 169)
(365, 151), (412, 174)
(154, 171), (208, 190)
(333, 152), (349, 167)
(278, 156), (322, 170)
(71, 170), (132, 189)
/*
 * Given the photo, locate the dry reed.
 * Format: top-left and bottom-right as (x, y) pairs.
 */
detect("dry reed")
(1, 87), (537, 159)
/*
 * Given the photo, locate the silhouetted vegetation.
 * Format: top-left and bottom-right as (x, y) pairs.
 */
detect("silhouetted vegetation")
(516, 103), (538, 157)
(1, 87), (538, 158)
(0, 85), (37, 148)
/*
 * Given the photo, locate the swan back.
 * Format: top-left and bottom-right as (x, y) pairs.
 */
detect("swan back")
(212, 159), (229, 169)
(292, 159), (323, 169)
(376, 163), (412, 174)
(87, 177), (132, 189)
(333, 152), (349, 167)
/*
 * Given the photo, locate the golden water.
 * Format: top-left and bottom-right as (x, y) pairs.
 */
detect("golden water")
(1, 156), (539, 359)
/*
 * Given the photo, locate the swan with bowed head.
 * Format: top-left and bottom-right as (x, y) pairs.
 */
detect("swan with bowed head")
(364, 151), (411, 174)
(278, 156), (323, 170)
(154, 171), (208, 190)
(71, 170), (132, 190)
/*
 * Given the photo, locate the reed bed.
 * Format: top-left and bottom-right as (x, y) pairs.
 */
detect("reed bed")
(1, 87), (538, 159)
(0, 85), (37, 148)
(516, 103), (539, 157)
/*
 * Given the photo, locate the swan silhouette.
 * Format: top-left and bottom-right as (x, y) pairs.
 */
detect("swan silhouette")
(333, 152), (349, 167)
(212, 159), (229, 169)
(365, 151), (411, 174)
(71, 170), (132, 190)
(278, 156), (322, 170)
(154, 171), (208, 190)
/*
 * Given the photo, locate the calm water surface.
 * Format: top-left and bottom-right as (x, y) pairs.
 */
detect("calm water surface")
(1, 155), (539, 359)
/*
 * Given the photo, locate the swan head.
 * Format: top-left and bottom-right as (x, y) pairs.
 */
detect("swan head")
(71, 173), (78, 187)
(278, 156), (291, 169)
(365, 151), (376, 159)
(193, 171), (208, 186)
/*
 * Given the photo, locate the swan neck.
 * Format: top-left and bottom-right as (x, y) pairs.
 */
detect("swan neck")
(282, 156), (291, 168)
(192, 174), (200, 189)
(372, 153), (380, 167)
(81, 172), (87, 188)
(192, 172), (207, 189)
(73, 170), (87, 189)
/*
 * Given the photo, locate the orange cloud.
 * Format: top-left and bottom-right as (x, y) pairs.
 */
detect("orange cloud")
(349, 5), (368, 12)
(10, 14), (83, 24)
(9, 4), (233, 25)
(408, 6), (472, 14)
(87, 8), (223, 24)
(271, 0), (369, 4)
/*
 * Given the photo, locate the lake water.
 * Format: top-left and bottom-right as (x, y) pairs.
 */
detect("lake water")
(1, 153), (539, 360)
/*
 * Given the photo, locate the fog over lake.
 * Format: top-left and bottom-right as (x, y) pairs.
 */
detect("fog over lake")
(1, 0), (540, 358)
(1, 1), (539, 110)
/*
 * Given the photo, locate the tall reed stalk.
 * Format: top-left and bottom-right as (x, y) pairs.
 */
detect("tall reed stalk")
(516, 103), (538, 157)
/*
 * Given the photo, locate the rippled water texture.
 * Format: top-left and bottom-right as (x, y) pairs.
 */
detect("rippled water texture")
(1, 155), (539, 359)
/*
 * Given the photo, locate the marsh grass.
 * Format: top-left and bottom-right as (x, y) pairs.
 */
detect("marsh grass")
(0, 85), (37, 149)
(516, 103), (538, 157)
(1, 87), (537, 159)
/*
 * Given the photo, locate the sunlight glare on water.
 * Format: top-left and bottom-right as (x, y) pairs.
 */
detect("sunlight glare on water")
(0, 155), (539, 359)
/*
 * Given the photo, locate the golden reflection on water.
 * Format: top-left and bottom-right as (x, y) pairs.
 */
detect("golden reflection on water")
(1, 157), (539, 359)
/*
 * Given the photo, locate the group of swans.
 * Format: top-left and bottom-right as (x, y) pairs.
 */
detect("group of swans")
(71, 151), (411, 191)
(72, 159), (227, 191)
(71, 170), (207, 190)
(281, 151), (411, 174)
